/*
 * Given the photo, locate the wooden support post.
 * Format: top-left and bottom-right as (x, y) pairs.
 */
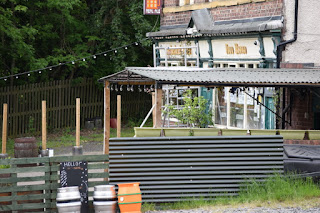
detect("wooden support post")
(155, 87), (163, 128)
(117, 95), (121, 138)
(2, 103), (7, 154)
(226, 87), (231, 128)
(104, 81), (110, 154)
(42, 101), (47, 150)
(152, 92), (156, 127)
(76, 98), (80, 147)
(243, 88), (248, 129)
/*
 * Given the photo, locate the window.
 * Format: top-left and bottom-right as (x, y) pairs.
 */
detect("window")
(179, 0), (194, 6)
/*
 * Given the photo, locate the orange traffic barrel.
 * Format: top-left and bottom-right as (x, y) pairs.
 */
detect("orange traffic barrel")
(117, 182), (141, 213)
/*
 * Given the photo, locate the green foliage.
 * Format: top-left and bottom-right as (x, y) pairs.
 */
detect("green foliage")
(0, 0), (158, 86)
(165, 89), (212, 128)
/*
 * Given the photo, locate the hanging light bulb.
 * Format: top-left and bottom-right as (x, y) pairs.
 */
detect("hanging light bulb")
(127, 85), (130, 91)
(125, 46), (128, 50)
(150, 85), (154, 92)
(28, 73), (31, 77)
(93, 55), (97, 59)
(16, 76), (18, 79)
(144, 85), (147, 92)
(39, 71), (42, 74)
(104, 53), (107, 57)
(138, 85), (142, 92)
(49, 68), (52, 71)
(83, 58), (86, 61)
(131, 85), (134, 92)
(114, 50), (117, 54)
(111, 84), (114, 91)
(120, 85), (123, 92)
(115, 85), (118, 92)
(72, 61), (75, 64)
(4, 79), (7, 81)
(135, 42), (138, 46)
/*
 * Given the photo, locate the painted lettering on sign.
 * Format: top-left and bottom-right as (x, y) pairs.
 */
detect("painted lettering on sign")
(225, 44), (247, 55)
(167, 45), (192, 56)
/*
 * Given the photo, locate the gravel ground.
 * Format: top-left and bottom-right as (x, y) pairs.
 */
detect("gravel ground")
(147, 207), (320, 213)
(54, 141), (103, 156)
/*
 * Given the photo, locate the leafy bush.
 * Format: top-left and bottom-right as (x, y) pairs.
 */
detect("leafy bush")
(165, 89), (212, 128)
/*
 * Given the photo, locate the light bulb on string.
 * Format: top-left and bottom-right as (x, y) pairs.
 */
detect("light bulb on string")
(49, 68), (52, 71)
(120, 85), (123, 92)
(4, 79), (7, 81)
(150, 85), (154, 92)
(16, 76), (18, 79)
(127, 85), (130, 92)
(138, 85), (142, 92)
(28, 73), (30, 77)
(72, 61), (75, 64)
(131, 85), (134, 92)
(93, 55), (97, 59)
(144, 85), (147, 92)
(125, 47), (128, 50)
(39, 71), (42, 74)
(111, 84), (114, 91)
(135, 42), (138, 46)
(83, 58), (86, 61)
(114, 50), (117, 54)
(104, 53), (107, 57)
(115, 85), (118, 92)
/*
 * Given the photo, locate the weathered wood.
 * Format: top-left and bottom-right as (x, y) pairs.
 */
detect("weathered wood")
(155, 88), (163, 128)
(42, 100), (47, 150)
(104, 81), (110, 155)
(117, 95), (121, 137)
(2, 103), (7, 154)
(76, 98), (80, 147)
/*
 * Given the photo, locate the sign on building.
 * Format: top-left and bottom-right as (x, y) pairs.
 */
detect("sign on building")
(144, 0), (162, 15)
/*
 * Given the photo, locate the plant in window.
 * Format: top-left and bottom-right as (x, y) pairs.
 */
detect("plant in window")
(165, 89), (212, 128)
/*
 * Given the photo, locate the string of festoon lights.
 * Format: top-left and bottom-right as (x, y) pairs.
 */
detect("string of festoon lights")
(0, 38), (148, 81)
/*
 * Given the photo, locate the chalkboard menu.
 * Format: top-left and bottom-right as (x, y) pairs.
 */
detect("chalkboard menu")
(60, 161), (89, 213)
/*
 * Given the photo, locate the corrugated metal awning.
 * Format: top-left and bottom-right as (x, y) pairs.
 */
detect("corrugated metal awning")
(99, 67), (320, 87)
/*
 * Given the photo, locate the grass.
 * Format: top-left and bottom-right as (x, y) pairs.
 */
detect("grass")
(141, 174), (320, 212)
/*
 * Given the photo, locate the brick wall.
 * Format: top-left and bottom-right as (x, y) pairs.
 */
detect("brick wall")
(161, 0), (283, 28)
(285, 89), (313, 130)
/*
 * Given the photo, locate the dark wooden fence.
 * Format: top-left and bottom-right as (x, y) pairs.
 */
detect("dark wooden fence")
(0, 79), (152, 136)
(0, 154), (109, 212)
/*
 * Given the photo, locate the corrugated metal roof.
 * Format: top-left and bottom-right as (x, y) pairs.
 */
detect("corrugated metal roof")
(99, 67), (320, 87)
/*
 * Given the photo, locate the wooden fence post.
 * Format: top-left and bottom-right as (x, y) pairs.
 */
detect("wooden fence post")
(42, 101), (47, 150)
(76, 98), (80, 147)
(152, 92), (156, 127)
(2, 103), (7, 154)
(104, 82), (110, 155)
(117, 95), (121, 138)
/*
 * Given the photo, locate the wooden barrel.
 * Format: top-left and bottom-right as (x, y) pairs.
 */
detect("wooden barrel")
(117, 182), (141, 213)
(14, 137), (38, 158)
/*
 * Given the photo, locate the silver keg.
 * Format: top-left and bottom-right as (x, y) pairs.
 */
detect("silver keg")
(56, 186), (81, 213)
(93, 185), (117, 213)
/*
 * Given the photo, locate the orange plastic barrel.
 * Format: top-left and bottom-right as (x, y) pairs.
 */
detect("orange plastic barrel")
(117, 182), (142, 213)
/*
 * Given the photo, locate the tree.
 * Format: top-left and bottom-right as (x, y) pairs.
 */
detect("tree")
(0, 0), (158, 86)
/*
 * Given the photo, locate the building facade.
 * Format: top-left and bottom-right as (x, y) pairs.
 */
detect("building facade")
(148, 0), (283, 129)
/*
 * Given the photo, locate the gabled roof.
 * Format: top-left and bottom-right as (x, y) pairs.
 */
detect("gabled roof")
(146, 10), (283, 38)
(99, 67), (320, 87)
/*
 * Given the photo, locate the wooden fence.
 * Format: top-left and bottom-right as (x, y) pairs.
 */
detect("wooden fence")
(0, 154), (109, 212)
(0, 79), (152, 136)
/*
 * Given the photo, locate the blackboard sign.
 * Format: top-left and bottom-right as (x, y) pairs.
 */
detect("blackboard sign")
(60, 161), (89, 213)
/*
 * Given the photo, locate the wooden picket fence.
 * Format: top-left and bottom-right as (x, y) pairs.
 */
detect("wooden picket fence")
(0, 79), (151, 136)
(0, 155), (109, 212)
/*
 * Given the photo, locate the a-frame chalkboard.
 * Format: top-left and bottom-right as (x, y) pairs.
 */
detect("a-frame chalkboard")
(60, 161), (89, 213)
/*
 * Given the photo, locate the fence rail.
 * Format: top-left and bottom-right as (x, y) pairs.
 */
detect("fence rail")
(0, 154), (109, 212)
(0, 79), (151, 136)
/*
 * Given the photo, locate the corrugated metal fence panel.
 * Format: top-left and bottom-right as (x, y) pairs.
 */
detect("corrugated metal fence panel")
(109, 135), (284, 202)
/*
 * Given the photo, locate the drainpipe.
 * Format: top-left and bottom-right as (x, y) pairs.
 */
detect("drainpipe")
(276, 0), (299, 68)
(276, 0), (298, 129)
